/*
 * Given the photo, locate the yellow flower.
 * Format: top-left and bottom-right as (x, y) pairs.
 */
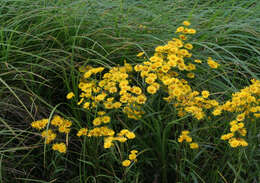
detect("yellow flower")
(236, 113), (245, 121)
(187, 72), (195, 78)
(137, 52), (145, 57)
(77, 128), (88, 137)
(41, 129), (56, 144)
(238, 128), (247, 136)
(207, 57), (220, 69)
(221, 133), (234, 140)
(145, 77), (155, 84)
(185, 136), (192, 143)
(181, 130), (190, 135)
(129, 153), (137, 160)
(136, 95), (147, 104)
(66, 92), (75, 99)
(104, 138), (113, 148)
(178, 136), (184, 143)
(102, 116), (111, 123)
(179, 34), (187, 40)
(122, 160), (131, 167)
(187, 29), (196, 34)
(194, 59), (202, 63)
(97, 111), (106, 116)
(113, 102), (122, 109)
(118, 136), (128, 142)
(190, 143), (199, 149)
(212, 108), (222, 116)
(109, 87), (118, 93)
(184, 43), (193, 50)
(131, 86), (142, 95)
(31, 119), (49, 130)
(229, 138), (240, 148)
(84, 71), (92, 78)
(52, 143), (66, 153)
(239, 139), (248, 147)
(126, 132), (136, 139)
(147, 85), (157, 94)
(50, 115), (64, 127)
(201, 90), (210, 98)
(83, 102), (90, 109)
(58, 126), (70, 134)
(176, 26), (184, 33)
(254, 113), (260, 118)
(130, 150), (138, 154)
(93, 117), (102, 126)
(183, 21), (191, 26)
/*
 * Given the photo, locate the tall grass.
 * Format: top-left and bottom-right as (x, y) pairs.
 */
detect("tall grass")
(0, 0), (259, 182)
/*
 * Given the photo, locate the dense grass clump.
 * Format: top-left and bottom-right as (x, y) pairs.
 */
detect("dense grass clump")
(0, 0), (260, 182)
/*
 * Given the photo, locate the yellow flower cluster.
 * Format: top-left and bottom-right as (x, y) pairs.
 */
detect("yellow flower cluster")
(31, 119), (48, 130)
(221, 120), (248, 147)
(175, 21), (196, 34)
(92, 115), (111, 126)
(73, 21), (223, 158)
(31, 115), (71, 152)
(134, 22), (220, 121)
(217, 79), (260, 147)
(103, 129), (136, 148)
(52, 143), (67, 153)
(51, 115), (72, 134)
(77, 125), (136, 149)
(214, 79), (260, 115)
(41, 129), (56, 144)
(30, 20), (260, 168)
(75, 61), (146, 119)
(178, 131), (199, 149)
(122, 150), (138, 167)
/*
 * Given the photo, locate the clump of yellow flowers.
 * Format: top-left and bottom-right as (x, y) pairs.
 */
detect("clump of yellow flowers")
(31, 20), (259, 169)
(31, 115), (72, 153)
(178, 131), (199, 149)
(122, 150), (138, 167)
(215, 79), (260, 147)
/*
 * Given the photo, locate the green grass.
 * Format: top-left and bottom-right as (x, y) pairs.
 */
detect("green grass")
(0, 0), (260, 182)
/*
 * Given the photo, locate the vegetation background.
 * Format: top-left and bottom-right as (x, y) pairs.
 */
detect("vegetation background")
(0, 0), (259, 182)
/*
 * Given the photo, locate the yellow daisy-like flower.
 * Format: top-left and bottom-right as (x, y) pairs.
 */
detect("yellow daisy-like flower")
(126, 132), (136, 139)
(176, 26), (184, 33)
(147, 85), (157, 94)
(93, 117), (102, 126)
(129, 153), (137, 160)
(183, 21), (191, 26)
(187, 28), (196, 34)
(229, 138), (240, 148)
(187, 72), (195, 78)
(236, 113), (245, 121)
(190, 143), (199, 149)
(104, 140), (113, 149)
(184, 43), (193, 50)
(66, 92), (75, 99)
(122, 160), (131, 167)
(201, 90), (210, 98)
(136, 95), (147, 104)
(102, 116), (111, 123)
